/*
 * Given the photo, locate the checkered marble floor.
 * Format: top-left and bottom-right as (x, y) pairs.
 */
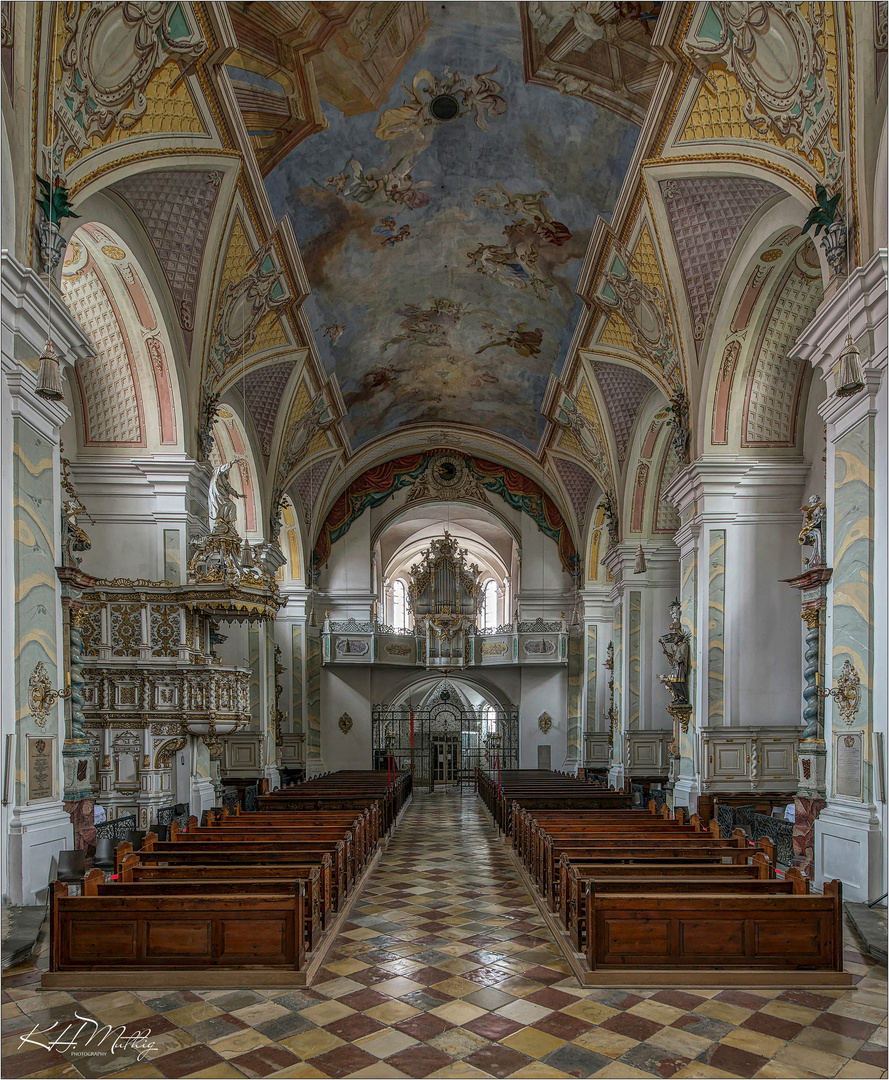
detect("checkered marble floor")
(2, 791), (887, 1079)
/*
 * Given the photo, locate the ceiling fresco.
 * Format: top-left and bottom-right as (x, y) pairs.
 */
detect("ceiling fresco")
(262, 2), (641, 452)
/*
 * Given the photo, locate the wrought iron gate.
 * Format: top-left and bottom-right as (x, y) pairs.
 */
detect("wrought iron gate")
(372, 691), (518, 792)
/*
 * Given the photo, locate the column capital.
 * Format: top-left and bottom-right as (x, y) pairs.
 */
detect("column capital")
(1, 250), (94, 362)
(665, 458), (811, 523)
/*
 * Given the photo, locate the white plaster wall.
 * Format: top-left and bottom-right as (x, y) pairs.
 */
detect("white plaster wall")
(727, 521), (807, 725)
(320, 668), (374, 771)
(519, 667), (567, 770)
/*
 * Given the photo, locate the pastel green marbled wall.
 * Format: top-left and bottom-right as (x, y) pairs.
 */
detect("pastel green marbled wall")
(628, 591), (641, 730)
(14, 422), (59, 803)
(247, 624), (261, 731)
(707, 530), (726, 727)
(306, 631), (322, 766)
(585, 625), (597, 731)
(613, 603), (623, 724)
(680, 551), (697, 777)
(567, 632), (582, 763)
(291, 624), (303, 734)
(833, 417), (874, 801)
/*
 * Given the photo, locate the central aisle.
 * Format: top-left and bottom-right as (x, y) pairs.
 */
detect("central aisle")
(310, 789), (578, 1076)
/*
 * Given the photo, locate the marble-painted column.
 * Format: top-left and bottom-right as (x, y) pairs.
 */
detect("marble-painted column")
(305, 626), (324, 776)
(795, 250), (887, 902)
(562, 630), (582, 771)
(784, 565), (832, 876)
(707, 530), (726, 728)
(580, 588), (614, 774)
(2, 252), (93, 903)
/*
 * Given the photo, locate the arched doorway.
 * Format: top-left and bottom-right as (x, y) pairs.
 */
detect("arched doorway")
(372, 677), (518, 790)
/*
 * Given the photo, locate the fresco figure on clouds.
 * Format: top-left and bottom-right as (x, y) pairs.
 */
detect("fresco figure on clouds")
(267, 4), (639, 448)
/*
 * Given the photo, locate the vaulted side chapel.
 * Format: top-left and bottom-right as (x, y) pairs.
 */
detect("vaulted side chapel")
(1, 3), (887, 1078)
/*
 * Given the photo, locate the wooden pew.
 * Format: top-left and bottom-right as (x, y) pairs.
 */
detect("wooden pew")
(97, 864), (324, 951)
(561, 856), (809, 950)
(582, 880), (843, 972)
(125, 840), (350, 910)
(539, 830), (761, 904)
(50, 878), (307, 973)
(170, 825), (360, 882)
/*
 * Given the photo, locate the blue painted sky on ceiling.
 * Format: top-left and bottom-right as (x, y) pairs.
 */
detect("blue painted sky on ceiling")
(265, 2), (640, 451)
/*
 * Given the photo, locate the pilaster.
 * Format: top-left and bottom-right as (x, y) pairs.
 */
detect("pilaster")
(796, 250), (888, 902)
(1, 252), (92, 903)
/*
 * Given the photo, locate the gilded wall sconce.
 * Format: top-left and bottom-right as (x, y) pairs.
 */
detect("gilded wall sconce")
(28, 661), (72, 726)
(816, 660), (861, 726)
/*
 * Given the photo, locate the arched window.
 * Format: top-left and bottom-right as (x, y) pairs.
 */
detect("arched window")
(482, 579), (498, 629)
(392, 579), (407, 630)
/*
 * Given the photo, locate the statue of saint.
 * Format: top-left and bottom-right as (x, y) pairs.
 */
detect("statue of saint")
(658, 598), (690, 703)
(799, 494), (825, 568)
(208, 460), (245, 531)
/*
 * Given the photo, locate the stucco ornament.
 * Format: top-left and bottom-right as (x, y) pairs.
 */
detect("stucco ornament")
(338, 712), (354, 734)
(57, 2), (205, 143)
(599, 249), (678, 377)
(278, 392), (335, 481)
(684, 2), (842, 183)
(208, 461), (245, 533)
(538, 712), (553, 735)
(209, 235), (292, 378)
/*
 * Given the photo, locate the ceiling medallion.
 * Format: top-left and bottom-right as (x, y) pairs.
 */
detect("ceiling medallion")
(429, 94), (461, 121)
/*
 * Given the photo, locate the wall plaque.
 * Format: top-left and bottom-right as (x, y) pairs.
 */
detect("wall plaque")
(28, 736), (55, 801)
(835, 732), (862, 799)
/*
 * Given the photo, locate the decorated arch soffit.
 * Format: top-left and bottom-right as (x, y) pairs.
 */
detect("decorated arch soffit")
(707, 231), (824, 454)
(39, 2), (341, 490)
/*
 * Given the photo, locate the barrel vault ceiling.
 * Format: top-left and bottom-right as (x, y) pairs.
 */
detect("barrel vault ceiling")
(30, 0), (866, 565)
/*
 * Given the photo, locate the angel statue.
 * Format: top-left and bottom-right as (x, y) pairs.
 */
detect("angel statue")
(208, 460), (245, 532)
(799, 494), (826, 569)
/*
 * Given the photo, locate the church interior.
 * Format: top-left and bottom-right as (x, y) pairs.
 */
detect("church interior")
(1, 2), (887, 1078)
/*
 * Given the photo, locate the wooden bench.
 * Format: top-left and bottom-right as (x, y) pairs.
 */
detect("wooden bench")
(50, 879), (307, 973)
(169, 825), (360, 882)
(582, 881), (843, 972)
(125, 839), (350, 910)
(561, 856), (809, 950)
(107, 864), (324, 950)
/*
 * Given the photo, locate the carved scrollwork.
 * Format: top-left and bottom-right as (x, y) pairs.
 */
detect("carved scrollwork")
(684, 2), (843, 183)
(57, 2), (205, 142)
(538, 712), (553, 735)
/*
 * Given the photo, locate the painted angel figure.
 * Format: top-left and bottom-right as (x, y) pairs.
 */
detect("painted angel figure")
(208, 460), (245, 531)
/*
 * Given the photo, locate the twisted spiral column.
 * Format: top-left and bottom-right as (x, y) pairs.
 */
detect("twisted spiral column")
(801, 616), (820, 741)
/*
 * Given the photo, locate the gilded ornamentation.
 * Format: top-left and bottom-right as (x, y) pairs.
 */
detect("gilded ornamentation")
(538, 712), (553, 735)
(60, 454), (93, 566)
(817, 659), (861, 727)
(28, 661), (72, 727)
(338, 712), (354, 734)
(683, 2), (842, 183)
(109, 603), (140, 656)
